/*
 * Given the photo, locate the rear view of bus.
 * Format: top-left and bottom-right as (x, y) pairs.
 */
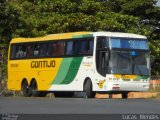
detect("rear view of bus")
(94, 32), (150, 98)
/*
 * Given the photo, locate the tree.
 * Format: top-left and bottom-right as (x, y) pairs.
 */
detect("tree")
(0, 0), (160, 76)
(0, 0), (26, 81)
(8, 0), (142, 36)
(105, 0), (160, 75)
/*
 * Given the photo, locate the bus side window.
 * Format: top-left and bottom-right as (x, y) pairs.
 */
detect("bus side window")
(53, 42), (58, 57)
(22, 45), (27, 58)
(26, 45), (33, 57)
(87, 40), (94, 54)
(58, 42), (65, 56)
(97, 37), (109, 49)
(33, 44), (39, 57)
(21, 45), (27, 58)
(16, 45), (26, 58)
(47, 42), (53, 57)
(66, 41), (73, 55)
(80, 40), (87, 54)
(74, 40), (81, 55)
(16, 46), (21, 58)
(39, 43), (47, 57)
(10, 45), (16, 59)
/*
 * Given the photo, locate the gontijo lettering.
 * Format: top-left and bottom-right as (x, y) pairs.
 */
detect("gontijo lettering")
(31, 60), (55, 68)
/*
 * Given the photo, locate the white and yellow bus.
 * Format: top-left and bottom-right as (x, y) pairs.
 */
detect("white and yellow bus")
(7, 31), (150, 98)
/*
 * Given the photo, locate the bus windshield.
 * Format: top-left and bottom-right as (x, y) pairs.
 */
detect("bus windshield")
(109, 50), (150, 75)
(107, 37), (150, 75)
(96, 36), (150, 76)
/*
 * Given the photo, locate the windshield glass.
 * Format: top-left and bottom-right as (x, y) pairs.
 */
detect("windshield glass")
(109, 50), (150, 75)
(110, 37), (149, 50)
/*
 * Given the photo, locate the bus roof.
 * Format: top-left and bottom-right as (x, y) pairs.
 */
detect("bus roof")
(10, 31), (147, 44)
(10, 32), (92, 43)
(93, 31), (147, 39)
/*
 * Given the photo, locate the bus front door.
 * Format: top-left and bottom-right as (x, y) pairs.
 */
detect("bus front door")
(97, 51), (109, 77)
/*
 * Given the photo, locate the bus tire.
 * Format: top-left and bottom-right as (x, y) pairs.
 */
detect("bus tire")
(21, 80), (32, 97)
(30, 80), (47, 97)
(109, 93), (113, 99)
(122, 92), (128, 99)
(30, 80), (39, 97)
(83, 79), (95, 98)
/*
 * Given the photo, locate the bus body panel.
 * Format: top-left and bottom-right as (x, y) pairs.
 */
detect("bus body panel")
(92, 74), (150, 92)
(8, 58), (63, 91)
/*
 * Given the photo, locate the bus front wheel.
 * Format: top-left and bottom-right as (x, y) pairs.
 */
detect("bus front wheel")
(83, 79), (95, 98)
(122, 92), (128, 99)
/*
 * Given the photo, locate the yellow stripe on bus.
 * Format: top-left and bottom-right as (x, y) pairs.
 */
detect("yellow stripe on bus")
(113, 74), (138, 79)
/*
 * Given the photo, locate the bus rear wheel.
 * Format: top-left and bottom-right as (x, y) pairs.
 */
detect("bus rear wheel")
(30, 80), (39, 97)
(30, 80), (47, 97)
(22, 80), (32, 97)
(83, 79), (95, 98)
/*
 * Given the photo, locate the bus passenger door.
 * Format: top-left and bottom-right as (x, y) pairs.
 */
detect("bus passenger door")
(96, 36), (109, 77)
(97, 51), (109, 77)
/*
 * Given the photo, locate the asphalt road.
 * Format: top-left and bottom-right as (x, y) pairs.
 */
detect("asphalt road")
(0, 97), (160, 114)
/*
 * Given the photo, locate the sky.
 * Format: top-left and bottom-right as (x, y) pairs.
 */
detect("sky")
(157, 0), (160, 6)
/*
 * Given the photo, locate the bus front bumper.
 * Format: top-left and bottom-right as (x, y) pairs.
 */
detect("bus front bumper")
(106, 82), (150, 92)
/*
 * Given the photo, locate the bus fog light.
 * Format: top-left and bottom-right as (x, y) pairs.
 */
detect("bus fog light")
(112, 87), (120, 90)
(112, 84), (120, 90)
